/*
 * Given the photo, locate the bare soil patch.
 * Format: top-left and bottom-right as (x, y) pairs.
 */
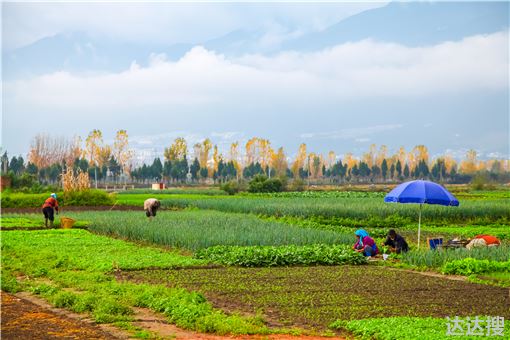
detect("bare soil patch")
(1, 292), (122, 339)
(117, 265), (510, 332)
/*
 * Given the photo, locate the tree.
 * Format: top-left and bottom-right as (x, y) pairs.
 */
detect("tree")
(271, 147), (288, 177)
(164, 137), (188, 161)
(291, 144), (307, 178)
(395, 160), (402, 178)
(403, 164), (410, 178)
(194, 139), (212, 178)
(229, 142), (241, 178)
(28, 134), (80, 169)
(113, 130), (133, 176)
(85, 130), (103, 188)
(381, 159), (388, 180)
(151, 158), (163, 181)
(190, 158), (200, 180)
(460, 149), (478, 174)
(1, 151), (9, 174)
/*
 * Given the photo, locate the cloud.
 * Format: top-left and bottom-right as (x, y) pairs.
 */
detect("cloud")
(2, 31), (508, 158)
(2, 2), (383, 50)
(6, 31), (508, 115)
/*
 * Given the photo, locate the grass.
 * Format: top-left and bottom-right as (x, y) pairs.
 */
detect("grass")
(1, 214), (90, 229)
(330, 316), (510, 340)
(1, 229), (268, 334)
(70, 210), (355, 250)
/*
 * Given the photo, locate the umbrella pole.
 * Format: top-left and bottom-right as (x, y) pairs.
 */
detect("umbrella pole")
(418, 203), (422, 249)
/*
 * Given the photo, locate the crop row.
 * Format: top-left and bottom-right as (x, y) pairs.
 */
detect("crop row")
(400, 245), (510, 268)
(158, 195), (510, 225)
(441, 258), (510, 275)
(194, 244), (367, 267)
(75, 210), (354, 250)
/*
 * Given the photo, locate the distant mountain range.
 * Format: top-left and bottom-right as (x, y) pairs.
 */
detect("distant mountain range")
(4, 2), (508, 79)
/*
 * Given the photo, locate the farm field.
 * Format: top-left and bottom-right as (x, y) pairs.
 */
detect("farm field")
(1, 188), (509, 339)
(118, 266), (510, 331)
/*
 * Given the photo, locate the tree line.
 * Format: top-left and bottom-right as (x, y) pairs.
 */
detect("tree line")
(1, 132), (509, 191)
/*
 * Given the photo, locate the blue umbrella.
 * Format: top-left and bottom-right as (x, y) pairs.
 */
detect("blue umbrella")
(384, 180), (459, 248)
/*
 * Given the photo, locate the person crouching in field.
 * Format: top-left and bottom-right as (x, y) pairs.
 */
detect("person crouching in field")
(382, 229), (409, 254)
(353, 229), (379, 257)
(144, 198), (161, 220)
(466, 234), (501, 250)
(42, 193), (59, 228)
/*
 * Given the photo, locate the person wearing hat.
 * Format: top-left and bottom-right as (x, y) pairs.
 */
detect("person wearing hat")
(42, 193), (59, 228)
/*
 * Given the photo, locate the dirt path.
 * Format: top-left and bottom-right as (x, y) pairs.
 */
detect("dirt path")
(1, 292), (341, 340)
(1, 292), (122, 339)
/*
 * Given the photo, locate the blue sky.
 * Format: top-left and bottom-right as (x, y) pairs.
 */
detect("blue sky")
(2, 1), (509, 163)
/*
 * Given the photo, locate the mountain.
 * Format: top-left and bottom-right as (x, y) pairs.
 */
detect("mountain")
(283, 2), (509, 51)
(3, 2), (508, 79)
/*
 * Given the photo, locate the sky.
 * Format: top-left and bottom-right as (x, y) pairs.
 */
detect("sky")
(2, 1), (509, 163)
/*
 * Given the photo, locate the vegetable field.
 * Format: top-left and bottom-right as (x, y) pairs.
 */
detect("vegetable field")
(2, 188), (509, 338)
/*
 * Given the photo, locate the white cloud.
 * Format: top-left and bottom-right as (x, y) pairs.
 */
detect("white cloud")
(3, 2), (384, 50)
(4, 31), (508, 119)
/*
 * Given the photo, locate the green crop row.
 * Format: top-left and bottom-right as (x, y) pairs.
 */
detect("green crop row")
(158, 195), (510, 226)
(330, 316), (510, 340)
(400, 246), (510, 269)
(75, 210), (354, 250)
(242, 191), (386, 199)
(441, 258), (510, 276)
(118, 188), (227, 195)
(1, 214), (90, 229)
(1, 190), (115, 208)
(194, 244), (367, 267)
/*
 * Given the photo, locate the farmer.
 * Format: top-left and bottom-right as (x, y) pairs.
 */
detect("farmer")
(42, 193), (59, 228)
(382, 229), (409, 254)
(466, 234), (501, 250)
(353, 229), (379, 257)
(144, 198), (161, 219)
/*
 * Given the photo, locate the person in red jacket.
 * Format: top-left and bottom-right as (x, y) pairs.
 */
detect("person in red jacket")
(42, 193), (59, 228)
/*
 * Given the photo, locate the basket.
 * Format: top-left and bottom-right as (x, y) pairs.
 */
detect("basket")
(60, 217), (76, 229)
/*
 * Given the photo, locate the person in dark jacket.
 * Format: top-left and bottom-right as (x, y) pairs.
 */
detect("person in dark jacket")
(42, 193), (59, 228)
(382, 229), (409, 254)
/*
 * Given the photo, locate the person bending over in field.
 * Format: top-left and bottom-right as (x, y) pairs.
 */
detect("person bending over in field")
(42, 193), (59, 228)
(353, 229), (378, 257)
(382, 229), (409, 254)
(466, 234), (501, 250)
(144, 198), (161, 219)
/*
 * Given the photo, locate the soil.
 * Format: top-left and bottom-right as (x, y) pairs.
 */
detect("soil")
(1, 292), (121, 339)
(1, 291), (340, 340)
(117, 265), (510, 332)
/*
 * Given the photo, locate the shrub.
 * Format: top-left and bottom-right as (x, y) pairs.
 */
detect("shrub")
(289, 178), (305, 191)
(248, 175), (284, 193)
(220, 180), (241, 195)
